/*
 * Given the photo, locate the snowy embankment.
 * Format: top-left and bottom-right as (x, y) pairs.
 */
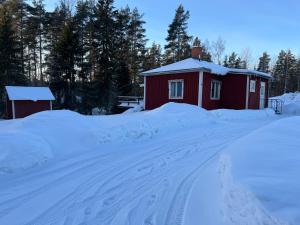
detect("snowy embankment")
(0, 103), (214, 173)
(272, 92), (300, 115)
(222, 117), (300, 225)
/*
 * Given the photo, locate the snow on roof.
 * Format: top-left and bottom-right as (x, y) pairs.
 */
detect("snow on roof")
(141, 58), (271, 78)
(5, 86), (55, 101)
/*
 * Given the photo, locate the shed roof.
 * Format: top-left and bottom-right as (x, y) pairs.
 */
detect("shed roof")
(141, 58), (271, 78)
(5, 86), (55, 101)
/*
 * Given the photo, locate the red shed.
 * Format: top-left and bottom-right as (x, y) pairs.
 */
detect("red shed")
(141, 48), (271, 111)
(5, 86), (55, 119)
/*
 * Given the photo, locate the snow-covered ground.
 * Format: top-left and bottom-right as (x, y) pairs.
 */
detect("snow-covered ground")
(271, 92), (300, 115)
(0, 97), (299, 225)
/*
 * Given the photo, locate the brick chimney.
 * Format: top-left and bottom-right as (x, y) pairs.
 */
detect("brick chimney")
(191, 46), (202, 59)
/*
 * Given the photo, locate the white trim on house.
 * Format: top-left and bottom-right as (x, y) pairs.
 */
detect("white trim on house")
(260, 81), (266, 109)
(210, 80), (221, 100)
(50, 101), (53, 110)
(168, 79), (184, 100)
(198, 71), (203, 107)
(143, 76), (146, 109)
(245, 75), (250, 109)
(12, 100), (16, 119)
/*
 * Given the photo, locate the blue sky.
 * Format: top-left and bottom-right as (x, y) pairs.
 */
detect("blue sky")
(45, 0), (300, 64)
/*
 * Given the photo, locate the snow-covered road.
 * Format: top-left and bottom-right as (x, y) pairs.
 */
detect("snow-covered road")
(0, 110), (278, 225)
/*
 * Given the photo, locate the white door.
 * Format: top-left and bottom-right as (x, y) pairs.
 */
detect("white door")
(259, 82), (266, 109)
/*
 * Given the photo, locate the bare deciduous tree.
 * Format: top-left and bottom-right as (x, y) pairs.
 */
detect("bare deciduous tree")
(240, 48), (253, 69)
(212, 37), (225, 65)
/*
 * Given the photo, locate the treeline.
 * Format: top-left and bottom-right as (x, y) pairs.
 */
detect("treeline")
(0, 0), (299, 115)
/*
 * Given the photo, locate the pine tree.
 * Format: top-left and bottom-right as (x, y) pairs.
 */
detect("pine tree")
(257, 52), (271, 73)
(113, 6), (132, 102)
(272, 50), (297, 95)
(11, 0), (28, 77)
(228, 52), (238, 68)
(0, 2), (27, 112)
(143, 42), (162, 70)
(272, 50), (286, 96)
(74, 0), (94, 113)
(45, 2), (72, 107)
(93, 0), (118, 112)
(32, 0), (46, 84)
(127, 7), (147, 93)
(223, 55), (229, 67)
(55, 20), (79, 109)
(225, 52), (244, 68)
(164, 4), (192, 64)
(296, 59), (300, 91)
(24, 3), (40, 84)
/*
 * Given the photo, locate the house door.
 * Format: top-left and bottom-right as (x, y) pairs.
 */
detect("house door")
(259, 81), (266, 109)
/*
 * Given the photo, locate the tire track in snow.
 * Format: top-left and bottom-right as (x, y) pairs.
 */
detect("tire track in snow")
(164, 148), (224, 225)
(0, 122), (267, 225)
(26, 142), (207, 225)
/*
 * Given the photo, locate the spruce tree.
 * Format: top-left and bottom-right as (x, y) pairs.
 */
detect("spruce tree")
(164, 4), (192, 64)
(257, 52), (271, 73)
(272, 50), (297, 95)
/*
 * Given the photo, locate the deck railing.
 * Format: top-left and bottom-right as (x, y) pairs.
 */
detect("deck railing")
(268, 98), (284, 114)
(118, 96), (144, 107)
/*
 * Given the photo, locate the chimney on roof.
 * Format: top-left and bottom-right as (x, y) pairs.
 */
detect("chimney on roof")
(191, 46), (202, 59)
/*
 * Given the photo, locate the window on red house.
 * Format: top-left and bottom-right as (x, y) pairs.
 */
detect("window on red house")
(211, 80), (221, 100)
(169, 80), (184, 99)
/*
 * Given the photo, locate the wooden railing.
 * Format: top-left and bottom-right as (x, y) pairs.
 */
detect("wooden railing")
(118, 96), (144, 107)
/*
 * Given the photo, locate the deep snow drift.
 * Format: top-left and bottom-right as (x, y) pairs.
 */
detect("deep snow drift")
(0, 102), (297, 225)
(0, 103), (215, 173)
(272, 92), (300, 115)
(223, 116), (300, 224)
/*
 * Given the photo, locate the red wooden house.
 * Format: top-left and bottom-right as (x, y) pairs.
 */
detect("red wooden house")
(141, 47), (271, 111)
(5, 86), (55, 119)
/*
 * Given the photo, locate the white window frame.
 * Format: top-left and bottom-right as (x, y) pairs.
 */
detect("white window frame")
(250, 80), (256, 93)
(168, 79), (184, 99)
(210, 80), (221, 100)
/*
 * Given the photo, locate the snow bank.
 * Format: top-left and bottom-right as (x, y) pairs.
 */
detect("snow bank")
(89, 102), (216, 142)
(0, 102), (280, 174)
(0, 110), (95, 174)
(122, 101), (144, 114)
(272, 92), (300, 115)
(0, 103), (214, 173)
(223, 116), (300, 224)
(0, 132), (52, 173)
(211, 108), (275, 122)
(219, 155), (287, 225)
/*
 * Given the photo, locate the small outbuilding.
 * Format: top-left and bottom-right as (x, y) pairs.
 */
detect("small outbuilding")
(5, 86), (55, 119)
(141, 47), (271, 111)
